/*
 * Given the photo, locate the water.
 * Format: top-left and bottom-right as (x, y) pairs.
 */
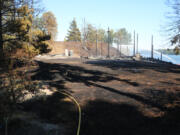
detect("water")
(139, 50), (180, 65)
(167, 55), (180, 65)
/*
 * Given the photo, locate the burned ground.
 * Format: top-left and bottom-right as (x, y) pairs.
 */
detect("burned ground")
(22, 58), (180, 135)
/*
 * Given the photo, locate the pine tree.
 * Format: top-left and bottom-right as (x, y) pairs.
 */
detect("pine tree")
(0, 0), (51, 58)
(114, 28), (131, 45)
(86, 24), (96, 43)
(0, 1), (33, 54)
(0, 0), (16, 58)
(66, 19), (81, 42)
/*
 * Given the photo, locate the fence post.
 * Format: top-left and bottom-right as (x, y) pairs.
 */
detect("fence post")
(151, 35), (154, 59)
(136, 33), (139, 54)
(133, 30), (136, 56)
(107, 27), (110, 58)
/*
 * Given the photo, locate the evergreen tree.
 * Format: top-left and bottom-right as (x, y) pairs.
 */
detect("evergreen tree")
(3, 5), (33, 54)
(0, 0), (51, 59)
(105, 29), (114, 45)
(66, 19), (81, 42)
(0, 0), (52, 120)
(0, 0), (16, 58)
(86, 24), (97, 43)
(114, 28), (131, 45)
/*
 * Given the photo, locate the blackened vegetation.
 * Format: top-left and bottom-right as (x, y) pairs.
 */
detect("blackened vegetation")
(21, 59), (180, 135)
(86, 59), (180, 73)
(31, 61), (140, 88)
(81, 100), (180, 135)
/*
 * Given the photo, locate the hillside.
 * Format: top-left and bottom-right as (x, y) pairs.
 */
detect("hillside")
(49, 41), (120, 57)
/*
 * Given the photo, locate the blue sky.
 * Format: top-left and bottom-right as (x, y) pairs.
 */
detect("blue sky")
(43, 0), (170, 50)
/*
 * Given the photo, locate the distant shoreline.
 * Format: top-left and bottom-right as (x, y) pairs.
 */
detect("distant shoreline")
(157, 49), (180, 55)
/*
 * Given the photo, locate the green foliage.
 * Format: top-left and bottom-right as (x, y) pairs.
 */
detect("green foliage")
(23, 43), (39, 56)
(174, 46), (180, 55)
(114, 28), (131, 45)
(86, 24), (97, 43)
(66, 18), (81, 42)
(0, 0), (52, 121)
(30, 29), (51, 54)
(157, 48), (180, 55)
(35, 41), (51, 54)
(97, 29), (106, 42)
(0, 1), (52, 57)
(5, 5), (33, 42)
(0, 5), (33, 57)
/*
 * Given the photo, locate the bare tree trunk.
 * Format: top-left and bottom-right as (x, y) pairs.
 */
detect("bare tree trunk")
(117, 44), (119, 57)
(96, 31), (98, 57)
(151, 35), (154, 59)
(0, 1), (4, 60)
(101, 41), (102, 56)
(13, 0), (16, 20)
(107, 28), (110, 58)
(120, 44), (122, 57)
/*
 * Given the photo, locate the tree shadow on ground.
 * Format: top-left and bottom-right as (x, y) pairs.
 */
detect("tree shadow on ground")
(20, 92), (78, 135)
(86, 60), (180, 73)
(85, 81), (168, 111)
(31, 61), (140, 89)
(18, 94), (180, 135)
(30, 61), (180, 111)
(142, 88), (180, 108)
(81, 100), (180, 135)
(26, 60), (180, 135)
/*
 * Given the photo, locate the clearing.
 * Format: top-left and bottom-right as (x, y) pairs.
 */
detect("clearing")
(24, 58), (180, 135)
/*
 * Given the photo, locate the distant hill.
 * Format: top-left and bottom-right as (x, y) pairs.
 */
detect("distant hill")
(49, 41), (121, 57)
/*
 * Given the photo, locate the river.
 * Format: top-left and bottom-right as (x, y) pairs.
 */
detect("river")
(139, 50), (180, 65)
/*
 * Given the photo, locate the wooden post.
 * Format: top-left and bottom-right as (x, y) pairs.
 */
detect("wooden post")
(127, 46), (129, 56)
(96, 30), (98, 57)
(151, 35), (154, 59)
(0, 1), (4, 61)
(117, 43), (119, 57)
(107, 27), (110, 58)
(120, 44), (122, 57)
(136, 34), (139, 54)
(133, 31), (136, 56)
(101, 41), (103, 57)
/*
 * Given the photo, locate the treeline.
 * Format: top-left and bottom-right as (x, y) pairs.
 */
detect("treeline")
(65, 18), (132, 48)
(158, 48), (180, 55)
(0, 0), (58, 64)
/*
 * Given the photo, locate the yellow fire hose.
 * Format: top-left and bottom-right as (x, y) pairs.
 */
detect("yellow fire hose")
(3, 90), (81, 135)
(58, 91), (81, 135)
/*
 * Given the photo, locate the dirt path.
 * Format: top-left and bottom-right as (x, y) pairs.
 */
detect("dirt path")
(27, 58), (180, 135)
